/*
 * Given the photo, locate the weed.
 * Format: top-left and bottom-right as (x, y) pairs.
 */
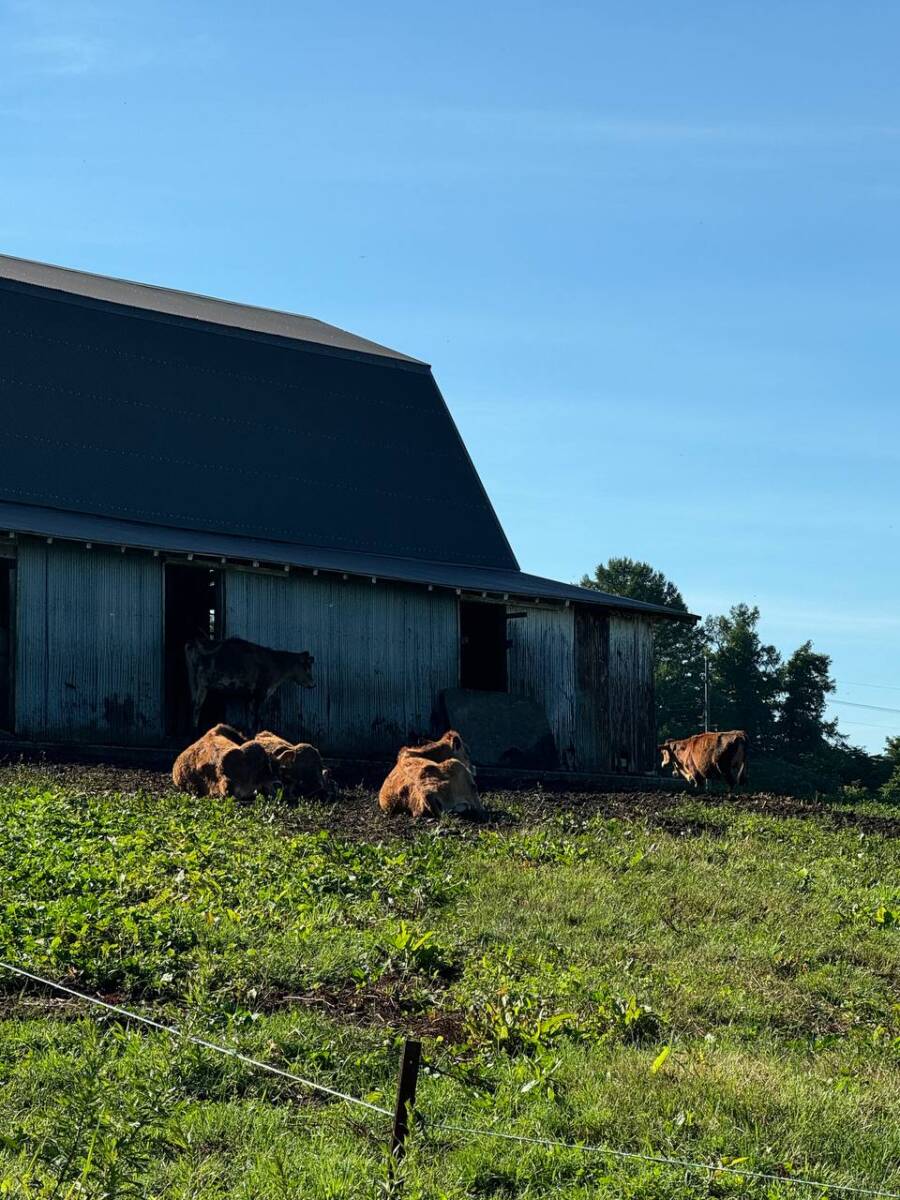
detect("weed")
(1, 771), (899, 1197)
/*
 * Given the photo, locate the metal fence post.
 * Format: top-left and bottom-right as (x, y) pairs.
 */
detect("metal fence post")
(387, 1038), (421, 1190)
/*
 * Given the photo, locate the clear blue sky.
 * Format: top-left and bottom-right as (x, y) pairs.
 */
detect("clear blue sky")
(2, 0), (898, 751)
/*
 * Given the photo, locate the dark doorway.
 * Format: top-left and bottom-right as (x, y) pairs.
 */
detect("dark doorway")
(164, 564), (223, 737)
(0, 561), (13, 731)
(459, 600), (508, 692)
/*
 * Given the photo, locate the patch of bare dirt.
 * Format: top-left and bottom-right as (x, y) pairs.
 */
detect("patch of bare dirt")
(2, 756), (898, 838)
(272, 978), (466, 1043)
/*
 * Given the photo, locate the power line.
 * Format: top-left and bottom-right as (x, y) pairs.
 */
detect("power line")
(839, 720), (900, 731)
(0, 962), (391, 1116)
(840, 681), (900, 693)
(831, 699), (900, 715)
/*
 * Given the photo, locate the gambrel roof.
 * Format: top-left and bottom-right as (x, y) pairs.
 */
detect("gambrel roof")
(0, 253), (693, 621)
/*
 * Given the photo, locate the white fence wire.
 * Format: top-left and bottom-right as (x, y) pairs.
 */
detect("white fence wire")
(2, 961), (898, 1199)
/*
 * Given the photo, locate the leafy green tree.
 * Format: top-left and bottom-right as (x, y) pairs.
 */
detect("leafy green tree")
(580, 557), (705, 739)
(704, 604), (781, 747)
(776, 641), (838, 756)
(885, 735), (900, 767)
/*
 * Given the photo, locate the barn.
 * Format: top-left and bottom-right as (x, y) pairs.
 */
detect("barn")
(0, 253), (691, 776)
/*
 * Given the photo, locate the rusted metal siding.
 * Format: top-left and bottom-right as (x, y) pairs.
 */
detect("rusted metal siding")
(15, 539), (163, 743)
(224, 569), (459, 756)
(606, 614), (656, 773)
(507, 605), (577, 768)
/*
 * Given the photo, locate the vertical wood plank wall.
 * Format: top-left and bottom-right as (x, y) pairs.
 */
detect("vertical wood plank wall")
(574, 609), (656, 772)
(224, 569), (459, 757)
(606, 614), (656, 773)
(15, 540), (163, 743)
(8, 535), (658, 770)
(574, 608), (610, 771)
(507, 606), (577, 768)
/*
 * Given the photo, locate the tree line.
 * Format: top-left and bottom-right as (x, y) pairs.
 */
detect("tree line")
(581, 557), (898, 796)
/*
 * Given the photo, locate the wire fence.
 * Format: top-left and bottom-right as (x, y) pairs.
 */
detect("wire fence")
(2, 961), (899, 1200)
(0, 962), (390, 1117)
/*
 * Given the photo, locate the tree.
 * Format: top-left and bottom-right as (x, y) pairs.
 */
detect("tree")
(580, 558), (705, 739)
(776, 640), (838, 757)
(703, 604), (781, 747)
(885, 735), (900, 767)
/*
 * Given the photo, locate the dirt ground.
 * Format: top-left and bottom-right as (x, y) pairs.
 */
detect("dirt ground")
(1, 757), (898, 839)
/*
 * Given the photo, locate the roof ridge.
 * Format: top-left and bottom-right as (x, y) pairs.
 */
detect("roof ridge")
(0, 251), (425, 366)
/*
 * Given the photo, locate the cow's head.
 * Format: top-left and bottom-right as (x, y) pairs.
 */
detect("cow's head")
(290, 651), (315, 689)
(440, 760), (484, 816)
(277, 743), (328, 795)
(220, 741), (278, 800)
(658, 740), (683, 771)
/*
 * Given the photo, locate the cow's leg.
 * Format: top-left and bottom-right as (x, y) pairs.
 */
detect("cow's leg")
(192, 681), (208, 730)
(249, 686), (269, 733)
(735, 753), (748, 788)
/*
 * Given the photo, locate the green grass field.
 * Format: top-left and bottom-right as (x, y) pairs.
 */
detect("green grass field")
(0, 765), (898, 1199)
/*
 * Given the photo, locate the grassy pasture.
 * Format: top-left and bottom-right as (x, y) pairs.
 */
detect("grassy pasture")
(0, 765), (897, 1199)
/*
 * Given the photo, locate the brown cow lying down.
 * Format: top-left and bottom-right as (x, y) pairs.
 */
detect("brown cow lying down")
(379, 731), (483, 819)
(397, 729), (473, 771)
(172, 724), (277, 800)
(209, 724), (333, 799)
(254, 730), (334, 799)
(659, 730), (748, 788)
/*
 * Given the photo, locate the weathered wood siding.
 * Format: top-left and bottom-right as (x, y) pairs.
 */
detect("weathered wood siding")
(14, 540), (163, 743)
(507, 605), (577, 768)
(574, 608), (610, 771)
(224, 569), (459, 757)
(606, 614), (656, 773)
(574, 610), (656, 772)
(8, 535), (658, 770)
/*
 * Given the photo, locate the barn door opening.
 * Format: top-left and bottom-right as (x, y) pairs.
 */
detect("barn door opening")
(0, 560), (13, 731)
(164, 563), (223, 737)
(459, 600), (508, 691)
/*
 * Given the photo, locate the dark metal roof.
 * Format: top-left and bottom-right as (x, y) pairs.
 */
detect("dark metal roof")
(0, 253), (424, 364)
(0, 500), (696, 621)
(0, 257), (517, 570)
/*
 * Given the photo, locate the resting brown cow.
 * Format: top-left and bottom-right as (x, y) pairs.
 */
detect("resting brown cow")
(254, 730), (334, 799)
(185, 637), (315, 729)
(172, 725), (277, 800)
(379, 730), (483, 818)
(659, 730), (748, 788)
(397, 730), (473, 772)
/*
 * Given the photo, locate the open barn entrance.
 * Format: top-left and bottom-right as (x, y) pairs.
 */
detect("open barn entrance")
(164, 563), (223, 737)
(0, 560), (13, 731)
(459, 600), (508, 691)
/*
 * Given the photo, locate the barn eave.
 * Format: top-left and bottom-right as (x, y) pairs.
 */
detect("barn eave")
(0, 502), (697, 622)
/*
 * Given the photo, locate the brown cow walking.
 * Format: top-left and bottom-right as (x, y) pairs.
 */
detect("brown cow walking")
(659, 730), (749, 789)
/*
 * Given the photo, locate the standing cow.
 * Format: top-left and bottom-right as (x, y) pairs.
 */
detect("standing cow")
(659, 730), (748, 789)
(185, 636), (315, 730)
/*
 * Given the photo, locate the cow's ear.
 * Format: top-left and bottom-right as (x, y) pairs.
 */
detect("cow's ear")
(221, 747), (245, 777)
(448, 732), (462, 750)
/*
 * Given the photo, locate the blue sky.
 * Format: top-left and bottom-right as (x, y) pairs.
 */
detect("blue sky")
(2, 0), (898, 750)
